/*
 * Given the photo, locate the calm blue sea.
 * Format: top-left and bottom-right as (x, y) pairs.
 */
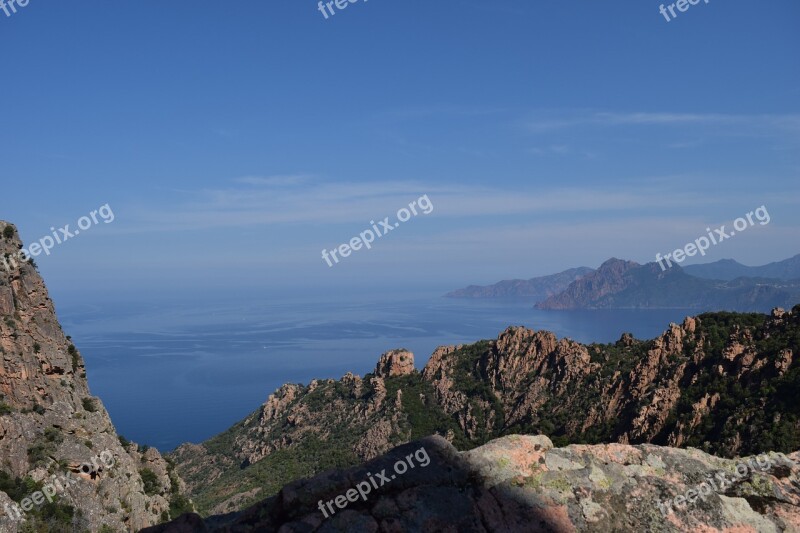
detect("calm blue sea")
(55, 292), (695, 451)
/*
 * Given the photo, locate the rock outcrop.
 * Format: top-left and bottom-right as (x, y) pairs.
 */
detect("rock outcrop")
(146, 434), (800, 532)
(374, 350), (414, 378)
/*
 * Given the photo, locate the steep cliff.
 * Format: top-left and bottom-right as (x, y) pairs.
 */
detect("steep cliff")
(0, 221), (189, 532)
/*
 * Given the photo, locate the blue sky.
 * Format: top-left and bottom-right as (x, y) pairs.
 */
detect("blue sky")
(1, 0), (799, 300)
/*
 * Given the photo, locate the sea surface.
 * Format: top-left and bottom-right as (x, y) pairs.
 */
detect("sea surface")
(56, 293), (696, 451)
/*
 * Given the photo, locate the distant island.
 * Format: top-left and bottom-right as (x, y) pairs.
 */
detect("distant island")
(447, 254), (800, 312)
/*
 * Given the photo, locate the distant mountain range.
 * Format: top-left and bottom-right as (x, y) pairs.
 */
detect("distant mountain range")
(444, 267), (593, 299)
(448, 254), (800, 312)
(536, 258), (800, 311)
(684, 254), (800, 280)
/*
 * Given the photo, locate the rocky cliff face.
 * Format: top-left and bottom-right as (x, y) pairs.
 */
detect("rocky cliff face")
(0, 221), (188, 532)
(536, 258), (639, 309)
(148, 434), (800, 532)
(171, 302), (800, 518)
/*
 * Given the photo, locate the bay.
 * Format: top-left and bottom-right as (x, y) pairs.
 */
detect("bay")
(57, 293), (696, 450)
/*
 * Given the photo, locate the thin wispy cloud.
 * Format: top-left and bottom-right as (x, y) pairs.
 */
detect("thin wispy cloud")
(375, 105), (508, 120)
(529, 145), (572, 156)
(233, 175), (315, 187)
(103, 178), (789, 235)
(527, 111), (800, 135)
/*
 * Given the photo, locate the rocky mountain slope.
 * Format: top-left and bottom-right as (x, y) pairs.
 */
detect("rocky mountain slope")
(148, 434), (800, 532)
(685, 254), (800, 281)
(535, 258), (800, 310)
(170, 302), (800, 518)
(0, 221), (191, 532)
(445, 267), (594, 300)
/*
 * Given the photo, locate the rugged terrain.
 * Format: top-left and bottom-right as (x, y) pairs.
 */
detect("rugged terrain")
(0, 222), (191, 532)
(170, 301), (800, 518)
(3, 217), (799, 532)
(148, 434), (800, 532)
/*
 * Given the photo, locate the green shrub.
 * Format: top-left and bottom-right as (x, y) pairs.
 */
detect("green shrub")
(27, 436), (56, 468)
(0, 402), (12, 415)
(68, 344), (79, 371)
(44, 427), (63, 444)
(82, 398), (97, 413)
(3, 226), (14, 239)
(169, 493), (193, 518)
(0, 470), (41, 502)
(140, 468), (160, 496)
(19, 501), (77, 532)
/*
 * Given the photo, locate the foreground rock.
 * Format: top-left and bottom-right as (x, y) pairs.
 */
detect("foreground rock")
(145, 434), (800, 532)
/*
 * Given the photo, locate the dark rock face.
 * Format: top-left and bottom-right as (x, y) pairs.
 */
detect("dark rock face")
(144, 434), (800, 532)
(536, 258), (639, 309)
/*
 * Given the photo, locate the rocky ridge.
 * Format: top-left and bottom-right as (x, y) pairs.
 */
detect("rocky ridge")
(171, 302), (800, 518)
